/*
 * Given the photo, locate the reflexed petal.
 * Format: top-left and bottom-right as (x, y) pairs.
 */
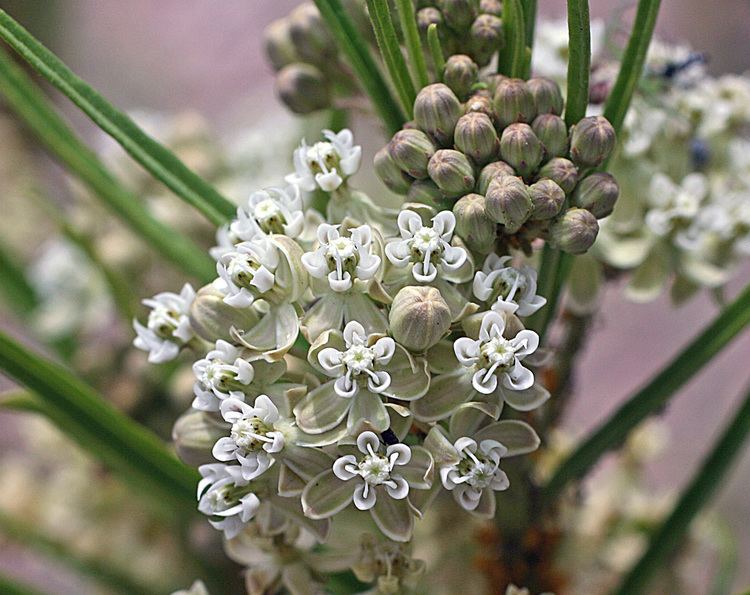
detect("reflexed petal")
(280, 444), (334, 480)
(371, 336), (396, 364)
(277, 464), (307, 497)
(212, 437), (238, 461)
(347, 392), (390, 435)
(317, 347), (344, 374)
(432, 211), (456, 238)
(268, 493), (331, 542)
(343, 320), (367, 346)
(343, 293), (388, 336)
(232, 304), (299, 361)
(384, 348), (430, 401)
(426, 340), (462, 374)
(307, 329), (346, 374)
(472, 369), (498, 395)
(333, 455), (358, 480)
(356, 431), (381, 454)
(499, 382), (550, 412)
(385, 476), (410, 499)
(386, 443), (411, 466)
(302, 296), (346, 344)
(512, 329), (539, 358)
(301, 470), (355, 519)
(386, 403), (412, 442)
(453, 337), (480, 366)
(370, 490), (414, 542)
(293, 381), (350, 434)
(398, 446), (434, 489)
(502, 361), (534, 391)
(449, 402), (501, 438)
(412, 370), (475, 422)
(475, 420), (541, 456)
(472, 487), (497, 518)
(353, 483), (377, 510)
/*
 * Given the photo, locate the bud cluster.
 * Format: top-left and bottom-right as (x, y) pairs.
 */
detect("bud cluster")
(377, 74), (619, 255)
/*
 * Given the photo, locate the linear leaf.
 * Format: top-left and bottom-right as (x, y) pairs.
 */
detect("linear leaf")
(426, 24), (445, 81)
(0, 574), (45, 595)
(0, 10), (236, 225)
(394, 0), (429, 89)
(0, 239), (38, 317)
(564, 0), (591, 127)
(498, 0), (526, 77)
(521, 0), (537, 50)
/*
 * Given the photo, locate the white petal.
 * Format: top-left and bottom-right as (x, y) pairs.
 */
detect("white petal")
(385, 476), (409, 500)
(356, 431), (381, 454)
(332, 455), (359, 481)
(353, 483), (377, 510)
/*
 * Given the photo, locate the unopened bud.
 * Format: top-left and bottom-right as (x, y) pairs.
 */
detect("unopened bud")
(465, 93), (495, 119)
(572, 172), (620, 218)
(453, 193), (497, 252)
(390, 286), (452, 352)
(388, 129), (436, 179)
(417, 7), (443, 34)
(276, 63), (331, 114)
(499, 123), (544, 178)
(407, 179), (444, 207)
(437, 0), (479, 32)
(485, 175), (533, 233)
(173, 410), (229, 466)
(190, 284), (260, 343)
(443, 55), (479, 100)
(537, 157), (579, 194)
(532, 114), (569, 158)
(470, 14), (504, 67)
(414, 83), (463, 147)
(493, 78), (536, 127)
(454, 112), (500, 165)
(528, 178), (566, 220)
(375, 146), (413, 195)
(477, 160), (515, 194)
(479, 0), (503, 16)
(288, 3), (336, 66)
(428, 149), (476, 196)
(548, 207), (599, 254)
(569, 116), (616, 168)
(264, 19), (297, 71)
(484, 74), (507, 95)
(527, 77), (564, 115)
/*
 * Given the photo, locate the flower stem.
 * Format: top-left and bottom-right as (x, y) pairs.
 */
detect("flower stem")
(564, 0), (591, 127)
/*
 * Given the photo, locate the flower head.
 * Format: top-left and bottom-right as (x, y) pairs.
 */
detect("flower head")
(645, 173), (707, 237)
(216, 238), (280, 308)
(232, 185), (305, 239)
(473, 254), (546, 317)
(197, 463), (259, 539)
(440, 437), (509, 511)
(285, 129), (362, 192)
(192, 340), (254, 411)
(133, 283), (195, 363)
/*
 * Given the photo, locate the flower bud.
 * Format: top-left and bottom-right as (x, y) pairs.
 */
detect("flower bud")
(485, 175), (533, 233)
(465, 93), (495, 119)
(477, 160), (515, 194)
(532, 114), (569, 158)
(569, 116), (616, 168)
(407, 179), (444, 207)
(414, 83), (463, 147)
(548, 207), (599, 254)
(189, 284), (260, 343)
(287, 3), (336, 66)
(527, 77), (564, 115)
(388, 129), (436, 179)
(276, 63), (331, 114)
(173, 410), (229, 466)
(572, 172), (620, 218)
(417, 7), (443, 34)
(499, 123), (544, 179)
(453, 193), (497, 252)
(528, 179), (566, 220)
(374, 146), (413, 195)
(484, 73), (507, 95)
(437, 0), (479, 32)
(443, 55), (479, 100)
(454, 112), (500, 165)
(470, 14), (504, 67)
(390, 286), (452, 352)
(264, 18), (297, 71)
(479, 0), (503, 16)
(493, 78), (536, 127)
(427, 149), (476, 196)
(537, 157), (579, 194)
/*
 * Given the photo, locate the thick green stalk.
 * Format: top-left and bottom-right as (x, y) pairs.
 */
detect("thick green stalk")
(0, 47), (216, 282)
(564, 0), (591, 127)
(426, 24), (445, 81)
(395, 0), (429, 89)
(545, 283), (750, 500)
(528, 245), (572, 341)
(313, 0), (405, 133)
(366, 0), (416, 116)
(615, 381), (750, 595)
(497, 0), (526, 77)
(0, 10), (235, 225)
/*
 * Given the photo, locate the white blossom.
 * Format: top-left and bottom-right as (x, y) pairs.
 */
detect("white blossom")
(216, 238), (280, 308)
(192, 340), (254, 411)
(645, 173), (708, 237)
(133, 283), (195, 363)
(473, 254), (546, 317)
(231, 185), (305, 240)
(440, 437), (509, 511)
(197, 463), (259, 539)
(285, 129), (362, 192)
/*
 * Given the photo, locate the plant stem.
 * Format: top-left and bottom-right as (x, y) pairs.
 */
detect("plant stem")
(564, 0), (591, 127)
(498, 0), (526, 77)
(521, 0), (537, 50)
(426, 24), (445, 81)
(395, 0), (429, 89)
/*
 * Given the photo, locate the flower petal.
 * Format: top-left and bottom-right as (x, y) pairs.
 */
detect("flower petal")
(301, 469), (355, 519)
(411, 370), (475, 422)
(293, 381), (350, 434)
(383, 347), (430, 401)
(398, 446), (434, 489)
(301, 295), (346, 344)
(370, 490), (414, 542)
(346, 392), (390, 435)
(499, 381), (550, 411)
(474, 420), (541, 456)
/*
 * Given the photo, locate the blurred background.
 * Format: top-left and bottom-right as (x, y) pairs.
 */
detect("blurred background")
(1, 0), (749, 592)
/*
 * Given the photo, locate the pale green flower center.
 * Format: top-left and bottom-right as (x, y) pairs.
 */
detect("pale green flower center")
(306, 141), (339, 175)
(253, 199), (286, 234)
(457, 450), (497, 489)
(342, 344), (376, 374)
(227, 255), (262, 289)
(480, 337), (517, 370)
(359, 453), (393, 485)
(231, 417), (273, 452)
(409, 226), (443, 266)
(494, 269), (526, 302)
(147, 307), (180, 339)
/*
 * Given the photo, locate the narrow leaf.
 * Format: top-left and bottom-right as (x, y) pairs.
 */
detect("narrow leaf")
(0, 10), (236, 225)
(564, 0), (591, 127)
(426, 24), (445, 81)
(395, 0), (429, 89)
(0, 238), (38, 317)
(0, 574), (45, 595)
(521, 0), (537, 50)
(545, 283), (750, 500)
(498, 0), (526, 78)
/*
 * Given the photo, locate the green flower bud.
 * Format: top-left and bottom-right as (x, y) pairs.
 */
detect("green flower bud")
(485, 175), (533, 233)
(428, 149), (476, 196)
(417, 6), (443, 34)
(470, 14), (504, 67)
(483, 73), (508, 94)
(532, 114), (569, 158)
(275, 63), (330, 114)
(477, 160), (515, 194)
(572, 172), (620, 218)
(527, 77), (564, 115)
(287, 3), (337, 66)
(548, 207), (599, 254)
(465, 93), (495, 119)
(499, 123), (544, 179)
(453, 193), (497, 252)
(388, 129), (436, 179)
(173, 410), (228, 466)
(537, 157), (579, 194)
(264, 18), (297, 71)
(189, 284), (260, 343)
(374, 146), (413, 195)
(414, 83), (463, 147)
(407, 179), (444, 207)
(454, 112), (500, 165)
(479, 0), (503, 16)
(390, 286), (452, 352)
(528, 178), (566, 220)
(437, 0), (479, 32)
(569, 115), (616, 168)
(443, 55), (479, 100)
(493, 78), (536, 128)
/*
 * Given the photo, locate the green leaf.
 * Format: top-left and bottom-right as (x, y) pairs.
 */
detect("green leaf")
(0, 10), (236, 225)
(426, 24), (445, 81)
(0, 331), (200, 512)
(0, 238), (38, 317)
(0, 45), (216, 282)
(564, 0), (591, 127)
(545, 283), (750, 500)
(498, 0), (526, 78)
(0, 573), (45, 595)
(395, 0), (429, 89)
(521, 0), (538, 50)
(313, 0), (406, 134)
(615, 381), (750, 595)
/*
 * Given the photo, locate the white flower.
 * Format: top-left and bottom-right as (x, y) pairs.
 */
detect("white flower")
(473, 254), (546, 317)
(332, 431), (411, 510)
(231, 185), (305, 240)
(532, 19), (605, 80)
(192, 340), (255, 411)
(385, 210), (467, 283)
(133, 283), (195, 363)
(318, 321), (395, 398)
(216, 238), (280, 308)
(454, 311), (539, 394)
(170, 580), (209, 595)
(212, 396), (285, 481)
(645, 173), (707, 237)
(302, 223), (381, 292)
(285, 129), (362, 192)
(197, 463), (259, 539)
(440, 437), (509, 511)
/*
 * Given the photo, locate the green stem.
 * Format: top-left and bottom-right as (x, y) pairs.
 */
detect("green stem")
(521, 0), (537, 50)
(426, 24), (445, 81)
(528, 246), (572, 342)
(564, 0), (591, 127)
(0, 238), (38, 317)
(544, 283), (750, 500)
(498, 0), (526, 77)
(615, 381), (750, 595)
(366, 0), (416, 117)
(395, 0), (429, 89)
(313, 0), (406, 134)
